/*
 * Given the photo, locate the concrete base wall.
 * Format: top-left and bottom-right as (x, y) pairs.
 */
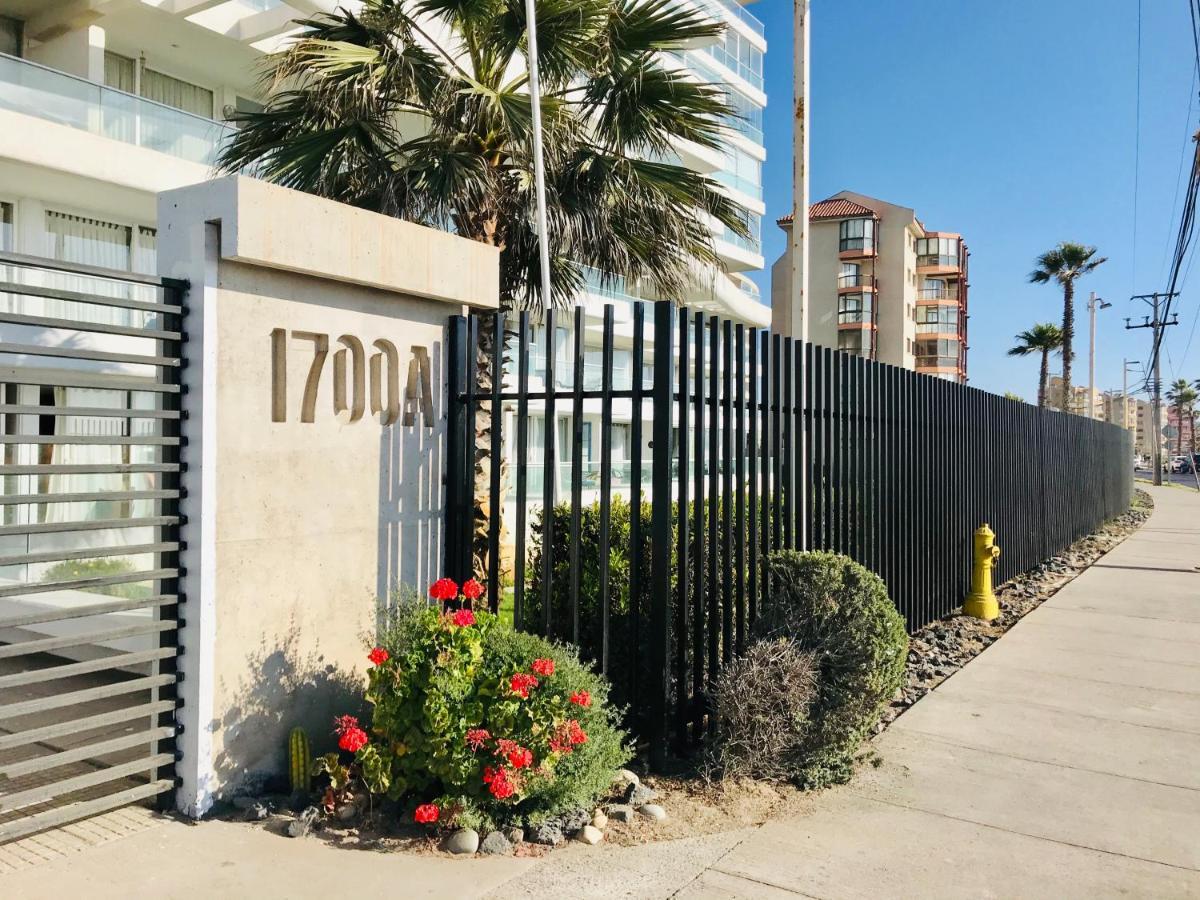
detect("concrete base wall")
(157, 176), (499, 813)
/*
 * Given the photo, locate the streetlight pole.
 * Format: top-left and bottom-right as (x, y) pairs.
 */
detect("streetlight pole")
(789, 0), (810, 341)
(524, 0), (553, 311)
(1087, 291), (1111, 419)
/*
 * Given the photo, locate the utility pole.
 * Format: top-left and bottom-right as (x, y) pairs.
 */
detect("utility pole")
(1087, 291), (1111, 419)
(1126, 292), (1180, 486)
(789, 0), (810, 342)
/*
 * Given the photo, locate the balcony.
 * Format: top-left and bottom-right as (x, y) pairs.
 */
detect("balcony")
(918, 285), (960, 302)
(0, 52), (234, 167)
(711, 168), (762, 203)
(916, 254), (962, 273)
(838, 240), (877, 260)
(838, 273), (877, 292)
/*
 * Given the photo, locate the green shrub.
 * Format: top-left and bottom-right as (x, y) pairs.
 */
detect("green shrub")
(41, 557), (151, 600)
(525, 494), (772, 731)
(707, 637), (817, 781)
(755, 550), (907, 789)
(341, 592), (630, 831)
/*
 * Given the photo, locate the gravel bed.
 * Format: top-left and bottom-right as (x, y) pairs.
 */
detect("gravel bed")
(877, 489), (1154, 729)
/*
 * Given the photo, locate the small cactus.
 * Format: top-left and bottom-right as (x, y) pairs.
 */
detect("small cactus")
(289, 726), (311, 794)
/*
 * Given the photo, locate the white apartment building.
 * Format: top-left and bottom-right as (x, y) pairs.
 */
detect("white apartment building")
(0, 1), (766, 306)
(0, 0), (769, 551)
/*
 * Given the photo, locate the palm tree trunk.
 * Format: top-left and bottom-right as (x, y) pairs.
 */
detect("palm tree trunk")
(1038, 349), (1049, 408)
(472, 319), (508, 588)
(1061, 280), (1075, 407)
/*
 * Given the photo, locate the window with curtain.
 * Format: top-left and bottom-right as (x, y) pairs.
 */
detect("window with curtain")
(134, 225), (157, 275)
(141, 67), (213, 118)
(104, 51), (137, 93)
(46, 210), (132, 271)
(1, 200), (12, 250)
(103, 51), (214, 118)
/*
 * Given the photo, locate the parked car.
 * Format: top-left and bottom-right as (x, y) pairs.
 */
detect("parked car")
(1170, 456), (1188, 473)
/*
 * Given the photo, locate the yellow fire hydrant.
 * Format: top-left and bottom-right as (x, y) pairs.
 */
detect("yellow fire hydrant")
(964, 524), (1001, 621)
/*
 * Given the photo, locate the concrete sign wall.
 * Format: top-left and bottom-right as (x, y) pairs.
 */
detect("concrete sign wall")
(157, 176), (499, 815)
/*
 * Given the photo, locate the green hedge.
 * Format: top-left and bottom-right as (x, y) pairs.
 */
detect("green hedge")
(756, 550), (908, 788)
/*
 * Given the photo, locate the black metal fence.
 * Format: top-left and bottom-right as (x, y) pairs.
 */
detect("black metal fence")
(445, 301), (1134, 755)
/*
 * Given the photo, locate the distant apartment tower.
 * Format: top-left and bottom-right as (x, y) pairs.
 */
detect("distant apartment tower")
(1047, 376), (1105, 420)
(772, 191), (970, 382)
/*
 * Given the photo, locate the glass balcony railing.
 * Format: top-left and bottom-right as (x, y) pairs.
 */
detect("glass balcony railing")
(691, 0), (766, 39)
(0, 52), (234, 166)
(918, 286), (960, 301)
(580, 265), (641, 305)
(712, 168), (763, 201)
(917, 254), (961, 269)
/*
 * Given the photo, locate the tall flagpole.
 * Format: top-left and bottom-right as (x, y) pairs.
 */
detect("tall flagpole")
(525, 0), (554, 310)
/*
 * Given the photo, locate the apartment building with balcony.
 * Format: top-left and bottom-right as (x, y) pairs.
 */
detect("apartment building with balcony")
(771, 190), (971, 383)
(1047, 376), (1105, 420)
(0, 0), (769, 555)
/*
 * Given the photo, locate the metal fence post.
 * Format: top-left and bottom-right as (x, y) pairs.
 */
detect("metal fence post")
(649, 301), (675, 766)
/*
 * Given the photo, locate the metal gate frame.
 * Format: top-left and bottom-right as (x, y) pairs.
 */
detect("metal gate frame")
(0, 250), (186, 842)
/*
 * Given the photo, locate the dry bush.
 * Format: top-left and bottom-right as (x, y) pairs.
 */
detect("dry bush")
(706, 638), (817, 782)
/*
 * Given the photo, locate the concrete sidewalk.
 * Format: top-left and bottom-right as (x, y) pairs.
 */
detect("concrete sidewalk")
(4, 486), (1198, 898)
(494, 484), (1200, 899)
(675, 483), (1200, 899)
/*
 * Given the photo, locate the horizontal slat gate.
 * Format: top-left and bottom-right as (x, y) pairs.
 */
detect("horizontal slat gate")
(0, 251), (184, 842)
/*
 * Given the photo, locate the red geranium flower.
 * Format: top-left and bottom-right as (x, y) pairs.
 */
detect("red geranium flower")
(483, 766), (516, 800)
(569, 690), (591, 707)
(465, 728), (491, 751)
(531, 658), (555, 677)
(333, 714), (359, 735)
(367, 646), (389, 666)
(567, 720), (588, 745)
(429, 577), (458, 601)
(413, 803), (439, 824)
(510, 672), (539, 698)
(461, 578), (484, 600)
(451, 609), (476, 627)
(338, 726), (369, 753)
(494, 739), (533, 769)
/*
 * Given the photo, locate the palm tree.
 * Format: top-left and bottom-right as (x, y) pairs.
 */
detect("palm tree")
(217, 0), (746, 310)
(1028, 243), (1107, 407)
(1166, 378), (1198, 456)
(1007, 323), (1063, 409)
(218, 0), (747, 582)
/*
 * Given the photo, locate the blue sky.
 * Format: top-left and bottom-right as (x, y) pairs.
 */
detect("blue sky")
(748, 0), (1198, 399)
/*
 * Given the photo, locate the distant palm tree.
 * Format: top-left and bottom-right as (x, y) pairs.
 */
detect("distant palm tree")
(1007, 323), (1063, 408)
(1166, 378), (1198, 455)
(1028, 243), (1107, 407)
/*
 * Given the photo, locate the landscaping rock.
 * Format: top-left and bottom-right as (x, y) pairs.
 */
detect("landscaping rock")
(624, 782), (656, 807)
(576, 825), (604, 845)
(244, 802), (270, 822)
(504, 826), (524, 845)
(527, 822), (564, 846)
(286, 806), (321, 838)
(231, 795), (260, 811)
(557, 807), (590, 833)
(591, 810), (608, 829)
(442, 828), (480, 855)
(607, 805), (634, 823)
(615, 768), (640, 788)
(480, 831), (513, 856)
(638, 804), (667, 821)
